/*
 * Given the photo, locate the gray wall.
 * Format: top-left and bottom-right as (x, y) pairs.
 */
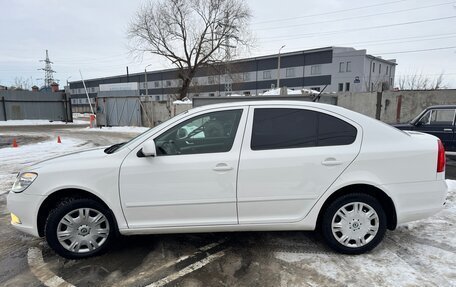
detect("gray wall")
(336, 90), (456, 124)
(0, 91), (72, 122)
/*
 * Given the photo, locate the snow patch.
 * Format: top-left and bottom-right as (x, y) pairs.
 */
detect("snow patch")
(0, 120), (87, 126)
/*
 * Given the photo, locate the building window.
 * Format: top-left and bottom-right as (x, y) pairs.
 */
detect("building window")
(386, 66), (389, 75)
(154, 81), (160, 88)
(286, 68), (295, 78)
(208, 76), (215, 84)
(371, 83), (374, 92)
(311, 65), (321, 75)
(263, 70), (271, 79)
(192, 78), (198, 85)
(379, 64), (382, 74)
(372, 62), (375, 72)
(166, 80), (172, 87)
(339, 62), (344, 72)
(345, 82), (350, 92)
(346, 61), (351, 72)
(338, 83), (343, 92)
(390, 78), (393, 86)
(243, 73), (250, 81)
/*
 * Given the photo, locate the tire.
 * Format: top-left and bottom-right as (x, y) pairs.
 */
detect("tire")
(45, 198), (116, 259)
(321, 193), (386, 255)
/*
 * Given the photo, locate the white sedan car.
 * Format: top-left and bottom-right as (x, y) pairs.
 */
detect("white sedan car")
(7, 101), (447, 259)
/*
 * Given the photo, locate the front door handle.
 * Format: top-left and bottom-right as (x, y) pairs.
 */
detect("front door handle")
(322, 158), (343, 166)
(444, 128), (453, 133)
(213, 163), (233, 172)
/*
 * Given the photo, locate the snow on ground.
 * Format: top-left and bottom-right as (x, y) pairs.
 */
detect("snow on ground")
(275, 180), (456, 287)
(0, 119), (87, 126)
(80, 126), (149, 133)
(0, 138), (92, 194)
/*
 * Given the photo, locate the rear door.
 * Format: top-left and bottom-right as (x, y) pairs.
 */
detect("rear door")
(237, 106), (362, 224)
(415, 108), (456, 151)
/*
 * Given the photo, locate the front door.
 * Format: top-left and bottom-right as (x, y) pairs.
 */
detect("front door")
(237, 106), (362, 224)
(119, 107), (247, 229)
(415, 108), (456, 151)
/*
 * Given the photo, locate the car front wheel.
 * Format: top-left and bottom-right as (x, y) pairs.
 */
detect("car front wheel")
(45, 198), (115, 259)
(321, 193), (386, 254)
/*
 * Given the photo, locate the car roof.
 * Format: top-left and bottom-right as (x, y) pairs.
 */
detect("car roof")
(426, 105), (456, 109)
(192, 100), (338, 112)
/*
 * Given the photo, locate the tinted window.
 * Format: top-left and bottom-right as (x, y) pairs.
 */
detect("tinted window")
(318, 113), (357, 146)
(155, 109), (242, 156)
(251, 108), (357, 150)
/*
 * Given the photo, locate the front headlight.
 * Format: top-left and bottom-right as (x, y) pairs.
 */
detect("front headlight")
(12, 172), (38, 193)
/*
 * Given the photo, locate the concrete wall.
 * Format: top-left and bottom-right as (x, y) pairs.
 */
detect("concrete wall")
(336, 90), (456, 124)
(140, 100), (192, 127)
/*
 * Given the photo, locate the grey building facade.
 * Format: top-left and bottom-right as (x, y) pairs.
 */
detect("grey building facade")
(69, 46), (396, 110)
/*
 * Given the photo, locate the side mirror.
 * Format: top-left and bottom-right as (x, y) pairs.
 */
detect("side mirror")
(138, 141), (156, 157)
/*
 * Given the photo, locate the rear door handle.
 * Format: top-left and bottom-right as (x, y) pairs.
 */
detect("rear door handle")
(321, 158), (343, 166)
(213, 163), (233, 172)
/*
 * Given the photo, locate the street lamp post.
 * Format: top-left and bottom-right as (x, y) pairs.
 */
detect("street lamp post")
(277, 45), (286, 89)
(144, 64), (153, 97)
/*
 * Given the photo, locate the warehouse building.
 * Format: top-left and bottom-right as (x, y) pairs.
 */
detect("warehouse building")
(69, 46), (396, 109)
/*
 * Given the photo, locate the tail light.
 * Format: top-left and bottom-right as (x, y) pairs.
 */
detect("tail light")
(437, 139), (445, 173)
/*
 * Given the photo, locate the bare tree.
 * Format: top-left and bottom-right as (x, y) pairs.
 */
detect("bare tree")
(128, 0), (252, 100)
(397, 71), (446, 90)
(11, 76), (32, 90)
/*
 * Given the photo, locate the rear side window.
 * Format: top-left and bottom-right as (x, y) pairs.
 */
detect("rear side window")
(251, 108), (357, 150)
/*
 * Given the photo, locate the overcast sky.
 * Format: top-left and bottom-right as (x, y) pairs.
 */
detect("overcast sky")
(1, 0), (456, 88)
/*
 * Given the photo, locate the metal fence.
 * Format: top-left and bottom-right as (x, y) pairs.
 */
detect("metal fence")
(0, 90), (72, 122)
(96, 90), (142, 126)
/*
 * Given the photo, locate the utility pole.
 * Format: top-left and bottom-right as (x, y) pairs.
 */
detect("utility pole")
(277, 45), (286, 89)
(144, 64), (153, 97)
(38, 50), (56, 87)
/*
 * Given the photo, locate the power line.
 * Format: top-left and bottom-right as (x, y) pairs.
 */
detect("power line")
(260, 15), (456, 42)
(256, 1), (453, 31)
(373, 46), (456, 55)
(252, 0), (408, 24)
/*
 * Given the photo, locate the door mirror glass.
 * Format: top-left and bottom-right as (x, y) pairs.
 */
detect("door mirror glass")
(141, 141), (156, 157)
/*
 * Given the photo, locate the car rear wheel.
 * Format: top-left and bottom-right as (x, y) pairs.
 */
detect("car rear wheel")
(45, 198), (116, 259)
(321, 193), (386, 254)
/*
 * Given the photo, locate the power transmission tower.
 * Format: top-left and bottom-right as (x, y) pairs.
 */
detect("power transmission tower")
(38, 50), (56, 87)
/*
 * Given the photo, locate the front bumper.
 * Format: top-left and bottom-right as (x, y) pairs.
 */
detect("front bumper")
(6, 191), (44, 237)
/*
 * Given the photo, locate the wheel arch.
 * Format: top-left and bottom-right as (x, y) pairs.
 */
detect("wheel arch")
(316, 184), (397, 231)
(37, 188), (118, 237)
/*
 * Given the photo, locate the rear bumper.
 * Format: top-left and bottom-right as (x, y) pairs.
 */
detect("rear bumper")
(383, 180), (447, 225)
(6, 191), (44, 237)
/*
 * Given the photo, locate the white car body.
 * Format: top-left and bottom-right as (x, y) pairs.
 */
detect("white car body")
(7, 101), (447, 241)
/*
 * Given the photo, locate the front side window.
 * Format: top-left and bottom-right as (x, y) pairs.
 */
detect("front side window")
(155, 109), (243, 156)
(419, 109), (455, 126)
(251, 108), (357, 150)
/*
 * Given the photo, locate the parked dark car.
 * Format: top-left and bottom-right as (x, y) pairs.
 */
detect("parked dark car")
(394, 105), (456, 151)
